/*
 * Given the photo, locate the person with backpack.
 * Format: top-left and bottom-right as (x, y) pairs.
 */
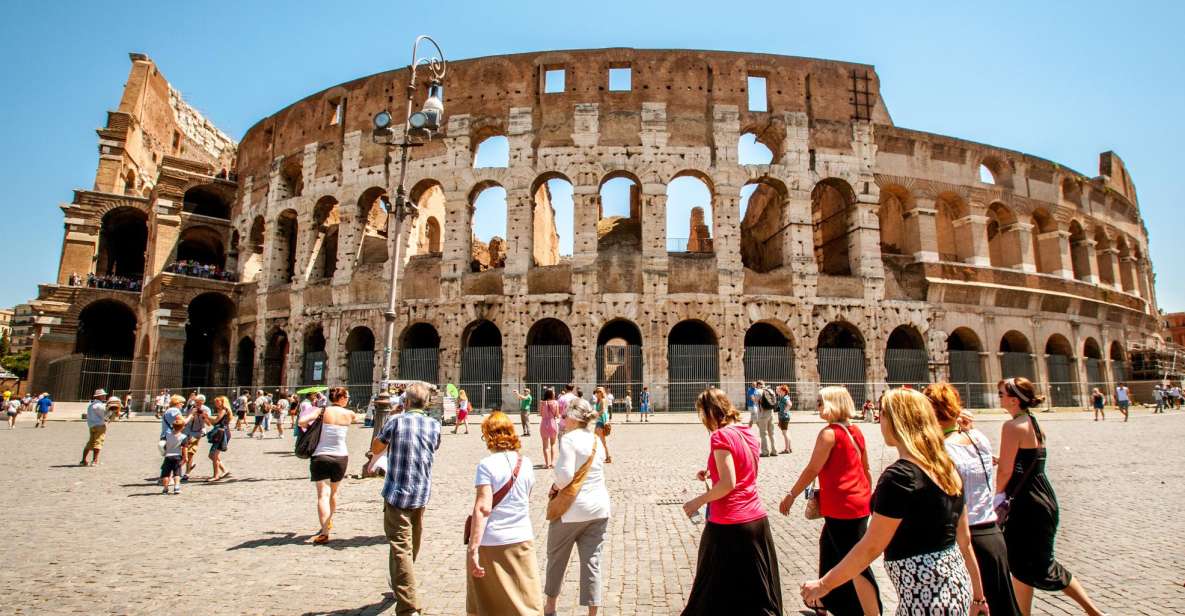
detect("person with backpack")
(298, 387), (356, 545)
(754, 380), (779, 457)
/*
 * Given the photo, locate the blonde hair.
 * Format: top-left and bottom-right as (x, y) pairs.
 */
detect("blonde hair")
(213, 395), (231, 412)
(881, 388), (962, 496)
(817, 386), (855, 423)
(695, 387), (741, 432)
(459, 389), (468, 401)
(481, 411), (521, 452)
(169, 394), (187, 407)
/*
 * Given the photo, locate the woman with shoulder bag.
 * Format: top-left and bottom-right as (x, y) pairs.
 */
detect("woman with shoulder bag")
(681, 387), (781, 616)
(925, 382), (1020, 616)
(300, 387), (355, 545)
(593, 387), (612, 464)
(996, 377), (1105, 616)
(207, 395), (233, 481)
(779, 386), (880, 615)
(543, 397), (610, 616)
(466, 411), (541, 616)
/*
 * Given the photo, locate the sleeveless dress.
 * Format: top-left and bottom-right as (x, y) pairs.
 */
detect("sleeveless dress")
(539, 400), (560, 439)
(1002, 414), (1073, 591)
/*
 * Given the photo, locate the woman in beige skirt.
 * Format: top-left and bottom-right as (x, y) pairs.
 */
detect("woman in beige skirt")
(466, 411), (542, 615)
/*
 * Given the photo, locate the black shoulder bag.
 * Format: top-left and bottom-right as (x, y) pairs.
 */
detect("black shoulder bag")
(294, 409), (324, 459)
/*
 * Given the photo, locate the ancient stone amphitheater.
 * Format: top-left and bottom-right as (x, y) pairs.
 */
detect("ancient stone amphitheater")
(29, 49), (1166, 410)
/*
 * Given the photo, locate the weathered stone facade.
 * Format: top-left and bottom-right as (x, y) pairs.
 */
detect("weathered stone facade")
(28, 49), (1165, 409)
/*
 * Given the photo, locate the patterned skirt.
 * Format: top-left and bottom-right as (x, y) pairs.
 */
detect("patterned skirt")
(884, 544), (971, 615)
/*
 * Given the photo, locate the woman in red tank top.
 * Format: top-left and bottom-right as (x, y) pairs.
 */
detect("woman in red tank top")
(779, 386), (881, 615)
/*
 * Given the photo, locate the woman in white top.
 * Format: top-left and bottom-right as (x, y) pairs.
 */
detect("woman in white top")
(299, 387), (354, 545)
(924, 382), (1021, 616)
(544, 397), (610, 616)
(466, 411), (540, 616)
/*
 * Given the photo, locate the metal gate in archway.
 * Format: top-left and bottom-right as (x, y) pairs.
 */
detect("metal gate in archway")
(460, 346), (502, 410)
(526, 344), (573, 408)
(949, 350), (988, 409)
(1045, 355), (1078, 407)
(885, 348), (929, 390)
(596, 345), (642, 401)
(1000, 353), (1036, 382)
(346, 351), (375, 409)
(303, 351), (328, 386)
(743, 346), (799, 406)
(399, 347), (439, 384)
(816, 348), (867, 405)
(668, 344), (719, 412)
(1084, 358), (1106, 398)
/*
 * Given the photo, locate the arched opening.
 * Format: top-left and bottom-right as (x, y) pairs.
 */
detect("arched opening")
(460, 320), (503, 409)
(877, 187), (909, 256)
(302, 326), (327, 385)
(666, 174), (713, 253)
(935, 194), (966, 262)
(885, 325), (928, 389)
(743, 322), (796, 403)
(310, 197), (340, 280)
(73, 300), (137, 398)
(473, 135), (510, 168)
(182, 293), (235, 388)
(947, 328), (986, 408)
(1082, 338), (1106, 400)
(596, 319), (644, 402)
(1030, 209), (1058, 275)
(1094, 228), (1115, 287)
(279, 156), (303, 198)
(531, 174), (575, 266)
(598, 174), (642, 251)
(175, 225), (227, 272)
(1045, 334), (1077, 407)
(272, 209), (298, 284)
(182, 185), (232, 219)
(407, 180), (446, 259)
(1109, 341), (1129, 385)
(811, 179), (857, 276)
(75, 301), (136, 357)
(740, 179), (787, 272)
(345, 327), (376, 408)
(356, 187), (389, 266)
(817, 322), (867, 404)
(263, 327), (289, 387)
(470, 183), (507, 272)
(999, 330), (1035, 381)
(525, 318), (573, 407)
(737, 132), (775, 165)
(399, 322), (440, 383)
(668, 320), (719, 411)
(1068, 221), (1090, 281)
(986, 203), (1018, 269)
(95, 207), (148, 279)
(236, 337), (255, 387)
(978, 164), (995, 184)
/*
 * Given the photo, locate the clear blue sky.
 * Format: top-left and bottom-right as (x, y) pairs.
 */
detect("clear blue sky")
(2, 1), (1182, 312)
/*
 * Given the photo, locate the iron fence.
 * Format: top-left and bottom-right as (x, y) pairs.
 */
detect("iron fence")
(303, 351), (328, 385)
(668, 344), (719, 411)
(399, 348), (439, 383)
(460, 346), (502, 409)
(525, 345), (574, 408)
(817, 348), (868, 405)
(1000, 352), (1037, 382)
(949, 351), (989, 409)
(1045, 355), (1079, 407)
(347, 350), (376, 409)
(743, 345), (805, 408)
(884, 348), (929, 390)
(596, 344), (643, 402)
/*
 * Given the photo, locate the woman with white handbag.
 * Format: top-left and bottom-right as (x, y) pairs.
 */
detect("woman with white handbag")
(779, 386), (881, 615)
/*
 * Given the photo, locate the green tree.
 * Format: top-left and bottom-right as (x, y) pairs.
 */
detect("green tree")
(0, 330), (9, 356)
(1, 351), (30, 379)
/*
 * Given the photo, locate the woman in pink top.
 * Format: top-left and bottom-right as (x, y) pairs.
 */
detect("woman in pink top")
(538, 387), (561, 468)
(680, 387), (781, 616)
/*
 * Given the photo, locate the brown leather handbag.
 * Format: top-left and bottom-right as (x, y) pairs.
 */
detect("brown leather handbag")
(463, 453), (522, 545)
(546, 438), (598, 521)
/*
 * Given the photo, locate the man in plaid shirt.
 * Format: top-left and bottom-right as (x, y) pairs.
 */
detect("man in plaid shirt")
(366, 382), (440, 616)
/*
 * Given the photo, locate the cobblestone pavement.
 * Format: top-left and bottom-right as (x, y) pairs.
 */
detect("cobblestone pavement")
(1, 408), (1183, 615)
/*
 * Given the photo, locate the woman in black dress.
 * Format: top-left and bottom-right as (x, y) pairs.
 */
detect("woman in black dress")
(996, 377), (1105, 616)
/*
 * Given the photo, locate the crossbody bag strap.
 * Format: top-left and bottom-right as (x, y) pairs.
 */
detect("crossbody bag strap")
(490, 453), (522, 510)
(569, 438), (598, 485)
(964, 430), (992, 484)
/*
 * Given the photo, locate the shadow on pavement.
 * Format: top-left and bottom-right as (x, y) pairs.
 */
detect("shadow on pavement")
(298, 593), (395, 615)
(228, 532), (387, 552)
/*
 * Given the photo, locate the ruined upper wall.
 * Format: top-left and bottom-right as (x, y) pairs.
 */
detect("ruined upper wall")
(235, 48), (892, 182)
(94, 53), (236, 196)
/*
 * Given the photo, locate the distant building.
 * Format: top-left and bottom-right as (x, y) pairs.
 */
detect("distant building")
(10, 304), (35, 354)
(1165, 312), (1185, 347)
(0, 309), (12, 347)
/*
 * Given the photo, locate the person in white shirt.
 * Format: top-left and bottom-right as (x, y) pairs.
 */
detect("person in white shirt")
(544, 397), (611, 616)
(604, 391), (615, 421)
(250, 390), (270, 439)
(466, 411), (541, 615)
(80, 389), (113, 466)
(274, 394), (290, 436)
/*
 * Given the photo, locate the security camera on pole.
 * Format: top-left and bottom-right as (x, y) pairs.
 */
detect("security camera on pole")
(364, 35), (446, 474)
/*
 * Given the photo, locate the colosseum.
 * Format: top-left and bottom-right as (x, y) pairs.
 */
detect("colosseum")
(27, 48), (1168, 411)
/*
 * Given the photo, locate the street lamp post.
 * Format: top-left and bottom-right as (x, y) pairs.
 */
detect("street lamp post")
(370, 35), (446, 436)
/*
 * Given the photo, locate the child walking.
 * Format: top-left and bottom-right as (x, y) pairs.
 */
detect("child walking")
(161, 417), (188, 495)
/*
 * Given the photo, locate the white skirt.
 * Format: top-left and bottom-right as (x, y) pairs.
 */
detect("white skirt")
(884, 544), (972, 615)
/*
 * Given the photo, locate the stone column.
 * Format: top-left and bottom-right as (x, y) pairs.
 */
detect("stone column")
(1007, 222), (1036, 273)
(1119, 256), (1138, 295)
(1098, 247), (1121, 290)
(1073, 238), (1099, 284)
(332, 202), (357, 285)
(1038, 229), (1074, 279)
(641, 188), (668, 297)
(953, 214), (990, 266)
(902, 200), (939, 262)
(852, 195), (885, 278)
(439, 190), (471, 294)
(714, 188), (742, 295)
(785, 188), (817, 299)
(503, 187), (532, 296)
(1137, 261), (1153, 305)
(571, 189), (599, 297)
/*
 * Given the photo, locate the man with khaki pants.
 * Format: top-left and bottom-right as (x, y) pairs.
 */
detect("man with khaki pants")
(366, 382), (441, 615)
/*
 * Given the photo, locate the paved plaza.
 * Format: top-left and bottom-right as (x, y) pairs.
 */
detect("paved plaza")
(1, 407), (1183, 615)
